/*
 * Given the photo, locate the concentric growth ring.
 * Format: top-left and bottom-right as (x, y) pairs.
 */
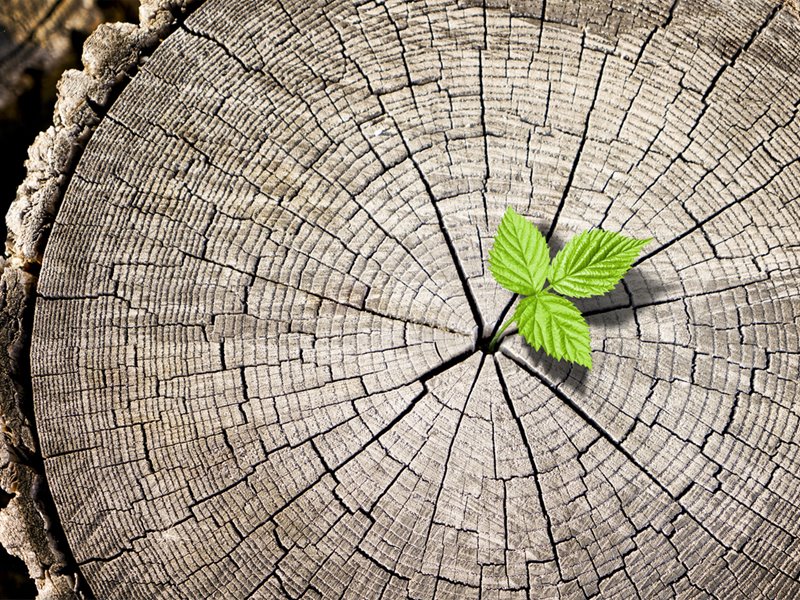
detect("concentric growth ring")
(31, 0), (800, 597)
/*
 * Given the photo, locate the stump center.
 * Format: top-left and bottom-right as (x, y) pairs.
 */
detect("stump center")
(477, 334), (502, 355)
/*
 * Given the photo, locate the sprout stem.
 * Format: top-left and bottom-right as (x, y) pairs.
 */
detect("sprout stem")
(488, 316), (515, 352)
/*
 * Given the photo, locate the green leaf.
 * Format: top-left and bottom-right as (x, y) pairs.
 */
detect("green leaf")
(488, 207), (549, 296)
(547, 229), (652, 298)
(513, 291), (592, 368)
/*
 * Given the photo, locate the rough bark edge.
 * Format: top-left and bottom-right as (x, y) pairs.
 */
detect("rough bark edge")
(2, 0), (798, 597)
(0, 1), (102, 112)
(6, 0), (205, 267)
(0, 263), (77, 599)
(1, 1), (204, 598)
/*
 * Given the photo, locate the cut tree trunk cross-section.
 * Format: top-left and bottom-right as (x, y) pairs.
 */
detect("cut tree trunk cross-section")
(11, 0), (800, 598)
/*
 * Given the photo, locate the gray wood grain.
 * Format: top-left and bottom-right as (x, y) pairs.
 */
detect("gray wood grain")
(27, 0), (800, 597)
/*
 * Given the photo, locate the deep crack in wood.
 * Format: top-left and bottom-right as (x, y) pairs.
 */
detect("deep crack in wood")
(10, 0), (800, 597)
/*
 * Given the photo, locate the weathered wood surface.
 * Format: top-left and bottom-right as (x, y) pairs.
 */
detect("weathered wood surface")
(15, 0), (800, 597)
(1, 1), (198, 597)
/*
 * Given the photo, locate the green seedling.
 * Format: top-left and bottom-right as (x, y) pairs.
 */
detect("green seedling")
(488, 207), (652, 368)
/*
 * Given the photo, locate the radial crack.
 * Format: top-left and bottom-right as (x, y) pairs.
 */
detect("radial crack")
(494, 356), (562, 575)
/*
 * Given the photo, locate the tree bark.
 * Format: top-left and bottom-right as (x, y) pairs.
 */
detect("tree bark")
(5, 0), (800, 597)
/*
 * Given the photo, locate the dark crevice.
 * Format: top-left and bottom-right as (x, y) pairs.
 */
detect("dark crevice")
(497, 349), (754, 559)
(494, 356), (562, 576)
(634, 156), (799, 268)
(501, 349), (681, 500)
(392, 129), (486, 336)
(701, 4), (782, 103)
(537, 0), (548, 53)
(0, 488), (14, 511)
(179, 22), (253, 74)
(546, 50), (608, 242)
(478, 49), (490, 229)
(424, 353), (487, 590)
(370, 2), (485, 337)
(1, 68), (63, 251)
(2, 2), (209, 598)
(634, 0), (681, 65)
(483, 293), (519, 350)
(0, 542), (36, 600)
(8, 276), (96, 599)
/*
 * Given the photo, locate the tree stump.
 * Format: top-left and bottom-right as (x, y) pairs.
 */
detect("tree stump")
(5, 0), (800, 597)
